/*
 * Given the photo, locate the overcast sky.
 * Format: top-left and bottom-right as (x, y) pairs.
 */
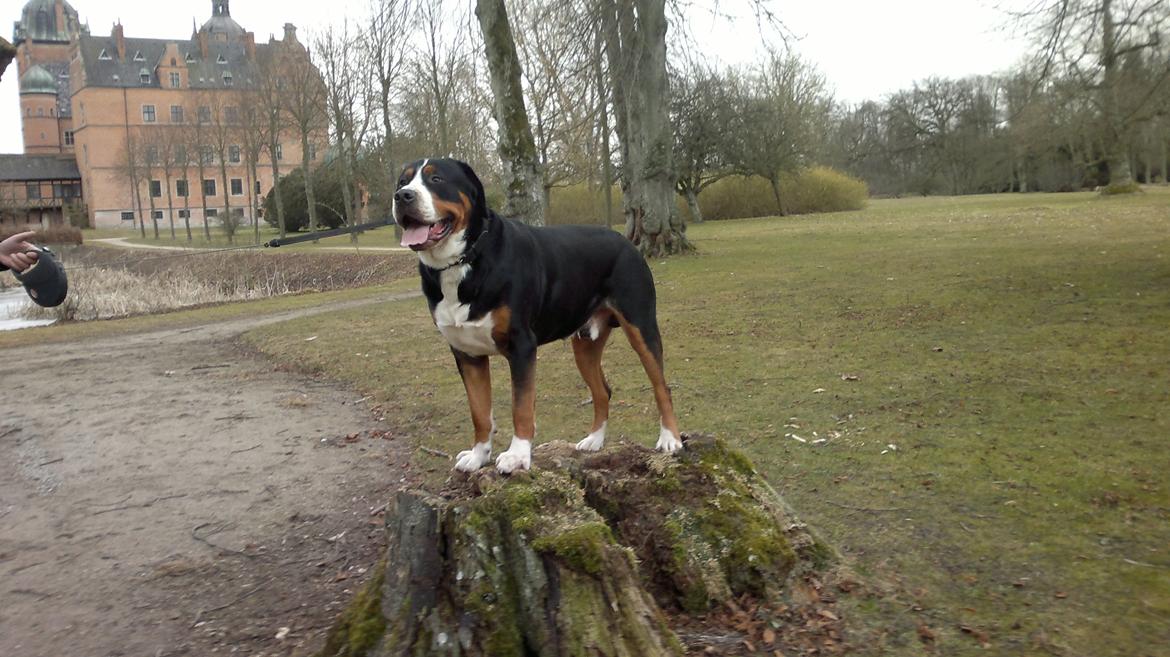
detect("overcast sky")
(0, 0), (1035, 154)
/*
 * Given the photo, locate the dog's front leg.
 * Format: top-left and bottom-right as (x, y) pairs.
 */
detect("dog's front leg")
(496, 338), (536, 473)
(453, 351), (495, 472)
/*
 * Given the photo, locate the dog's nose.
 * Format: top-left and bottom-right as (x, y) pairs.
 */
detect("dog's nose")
(395, 188), (416, 205)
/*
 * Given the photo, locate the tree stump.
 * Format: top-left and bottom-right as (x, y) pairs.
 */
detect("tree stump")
(320, 435), (836, 657)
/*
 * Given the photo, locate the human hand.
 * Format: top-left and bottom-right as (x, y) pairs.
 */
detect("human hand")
(0, 231), (40, 272)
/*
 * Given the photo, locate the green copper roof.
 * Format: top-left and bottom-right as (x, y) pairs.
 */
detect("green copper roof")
(19, 64), (56, 94)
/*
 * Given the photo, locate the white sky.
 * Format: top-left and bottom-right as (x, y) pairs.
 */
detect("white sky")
(0, 0), (1035, 154)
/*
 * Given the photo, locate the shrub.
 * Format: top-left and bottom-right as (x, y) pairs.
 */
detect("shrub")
(546, 184), (622, 226)
(695, 167), (868, 221)
(1099, 181), (1142, 196)
(262, 161), (349, 232)
(0, 225), (83, 245)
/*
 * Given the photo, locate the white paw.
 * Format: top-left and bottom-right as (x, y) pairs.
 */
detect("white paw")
(496, 436), (532, 474)
(454, 441), (492, 472)
(575, 422), (607, 452)
(656, 426), (683, 454)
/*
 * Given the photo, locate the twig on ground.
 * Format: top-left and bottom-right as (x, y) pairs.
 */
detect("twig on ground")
(1123, 558), (1168, 569)
(419, 446), (452, 460)
(92, 493), (187, 516)
(229, 443), (262, 454)
(190, 579), (269, 628)
(37, 457), (64, 466)
(191, 522), (255, 558)
(190, 364), (231, 371)
(369, 502), (390, 516)
(959, 522), (975, 533)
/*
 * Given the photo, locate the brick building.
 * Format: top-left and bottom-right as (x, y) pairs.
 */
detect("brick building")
(8, 0), (324, 229)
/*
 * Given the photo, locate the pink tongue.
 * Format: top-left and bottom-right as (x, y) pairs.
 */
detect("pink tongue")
(401, 224), (431, 247)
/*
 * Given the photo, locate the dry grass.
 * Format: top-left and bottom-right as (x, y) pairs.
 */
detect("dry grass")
(0, 224), (83, 245)
(16, 247), (416, 322)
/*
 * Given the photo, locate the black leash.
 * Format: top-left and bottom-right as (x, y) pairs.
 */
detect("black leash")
(263, 218), (397, 248)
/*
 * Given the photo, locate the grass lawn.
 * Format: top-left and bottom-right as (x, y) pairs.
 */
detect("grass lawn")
(241, 188), (1170, 656)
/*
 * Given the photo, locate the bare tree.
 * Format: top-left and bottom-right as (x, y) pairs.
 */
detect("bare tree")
(281, 33), (328, 234)
(254, 48), (289, 238)
(116, 129), (148, 238)
(203, 91), (238, 243)
(154, 125), (183, 239)
(476, 0), (545, 224)
(1014, 0), (1170, 190)
(186, 103), (215, 240)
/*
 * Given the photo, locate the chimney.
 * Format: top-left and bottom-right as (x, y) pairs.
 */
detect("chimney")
(197, 30), (209, 59)
(244, 31), (255, 59)
(283, 23), (297, 43)
(112, 23), (125, 60)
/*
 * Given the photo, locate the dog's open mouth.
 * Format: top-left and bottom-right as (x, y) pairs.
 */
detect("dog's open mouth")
(399, 217), (453, 251)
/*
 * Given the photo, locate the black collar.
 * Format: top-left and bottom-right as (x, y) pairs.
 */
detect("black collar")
(430, 214), (493, 273)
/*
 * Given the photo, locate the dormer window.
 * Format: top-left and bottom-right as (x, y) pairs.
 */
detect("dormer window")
(222, 71), (233, 87)
(133, 50), (144, 62)
(140, 69), (151, 84)
(98, 48), (111, 60)
(185, 52), (195, 63)
(216, 54), (228, 64)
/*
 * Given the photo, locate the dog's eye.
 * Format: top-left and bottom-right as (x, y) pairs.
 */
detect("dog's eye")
(397, 178), (407, 187)
(430, 175), (442, 183)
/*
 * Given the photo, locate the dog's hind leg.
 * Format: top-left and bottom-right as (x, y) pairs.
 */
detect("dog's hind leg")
(572, 314), (614, 451)
(607, 255), (682, 453)
(453, 351), (495, 472)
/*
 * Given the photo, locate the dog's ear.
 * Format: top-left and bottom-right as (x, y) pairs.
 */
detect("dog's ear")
(456, 160), (487, 215)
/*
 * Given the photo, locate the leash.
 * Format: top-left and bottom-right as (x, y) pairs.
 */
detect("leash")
(60, 218), (398, 272)
(263, 218), (396, 247)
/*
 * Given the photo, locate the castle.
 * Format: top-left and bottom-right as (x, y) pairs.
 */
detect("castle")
(3, 0), (323, 229)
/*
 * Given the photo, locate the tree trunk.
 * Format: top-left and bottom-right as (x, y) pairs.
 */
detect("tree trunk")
(594, 30), (614, 230)
(1162, 125), (1168, 183)
(146, 180), (159, 239)
(320, 436), (838, 657)
(684, 186), (703, 223)
(219, 161), (233, 244)
(163, 170), (177, 239)
(607, 0), (687, 256)
(196, 158), (212, 240)
(476, 0), (545, 226)
(301, 132), (319, 235)
(769, 174), (786, 216)
(1100, 0), (1135, 191)
(269, 149), (286, 238)
(180, 169), (192, 241)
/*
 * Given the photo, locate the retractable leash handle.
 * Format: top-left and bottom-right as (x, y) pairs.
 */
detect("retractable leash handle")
(12, 245), (69, 307)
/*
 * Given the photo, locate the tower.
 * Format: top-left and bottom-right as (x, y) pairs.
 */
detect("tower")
(12, 0), (83, 154)
(19, 64), (61, 153)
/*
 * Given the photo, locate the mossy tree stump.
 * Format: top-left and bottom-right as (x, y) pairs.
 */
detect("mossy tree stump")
(322, 435), (835, 657)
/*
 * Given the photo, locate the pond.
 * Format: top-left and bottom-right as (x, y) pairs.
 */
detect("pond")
(0, 286), (56, 331)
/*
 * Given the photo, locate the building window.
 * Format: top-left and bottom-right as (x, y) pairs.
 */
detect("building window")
(197, 106), (211, 123)
(53, 182), (80, 199)
(217, 53), (228, 64)
(152, 210), (164, 220)
(228, 145), (241, 163)
(175, 145), (187, 163)
(309, 143), (317, 160)
(64, 130), (74, 145)
(37, 107), (44, 117)
(170, 105), (184, 123)
(26, 183), (41, 200)
(176, 179), (189, 197)
(140, 72), (150, 85)
(224, 106), (239, 123)
(274, 143), (283, 160)
(205, 208), (218, 218)
(179, 209), (190, 218)
(99, 49), (111, 61)
(142, 105), (156, 123)
(255, 180), (261, 195)
(222, 72), (233, 87)
(170, 72), (181, 88)
(133, 50), (144, 62)
(144, 145), (159, 164)
(199, 146), (214, 165)
(49, 107), (55, 117)
(150, 180), (162, 197)
(230, 178), (243, 195)
(203, 179), (217, 197)
(121, 211), (135, 221)
(185, 52), (195, 63)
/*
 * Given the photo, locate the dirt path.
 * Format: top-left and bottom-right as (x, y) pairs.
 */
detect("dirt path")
(0, 291), (423, 657)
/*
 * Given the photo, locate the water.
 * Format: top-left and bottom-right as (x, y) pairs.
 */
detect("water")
(0, 287), (56, 331)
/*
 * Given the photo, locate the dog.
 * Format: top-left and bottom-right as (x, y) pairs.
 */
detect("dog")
(393, 158), (683, 473)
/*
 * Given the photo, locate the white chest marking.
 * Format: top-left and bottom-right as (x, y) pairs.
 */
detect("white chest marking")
(434, 265), (498, 356)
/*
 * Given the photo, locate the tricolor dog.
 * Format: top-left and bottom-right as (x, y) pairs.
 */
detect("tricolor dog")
(393, 158), (683, 473)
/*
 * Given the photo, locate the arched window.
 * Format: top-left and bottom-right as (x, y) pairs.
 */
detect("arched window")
(35, 10), (49, 36)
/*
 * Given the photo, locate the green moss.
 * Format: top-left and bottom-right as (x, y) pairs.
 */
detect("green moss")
(1099, 181), (1142, 195)
(317, 559), (387, 657)
(697, 490), (796, 596)
(532, 522), (614, 575)
(694, 439), (758, 478)
(463, 581), (525, 656)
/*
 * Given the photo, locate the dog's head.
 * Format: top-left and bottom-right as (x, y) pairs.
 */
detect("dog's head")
(393, 158), (485, 256)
